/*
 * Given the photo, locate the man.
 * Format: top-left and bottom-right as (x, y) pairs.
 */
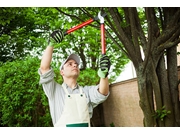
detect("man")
(38, 30), (111, 127)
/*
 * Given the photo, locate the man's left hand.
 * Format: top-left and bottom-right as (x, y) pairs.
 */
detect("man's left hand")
(98, 55), (111, 78)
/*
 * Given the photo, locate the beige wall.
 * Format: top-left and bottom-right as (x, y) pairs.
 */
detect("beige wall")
(102, 78), (144, 127)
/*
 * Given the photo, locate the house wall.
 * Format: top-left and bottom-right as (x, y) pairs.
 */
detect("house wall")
(102, 78), (144, 127)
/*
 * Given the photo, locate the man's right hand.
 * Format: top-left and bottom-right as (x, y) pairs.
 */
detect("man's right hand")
(48, 30), (64, 48)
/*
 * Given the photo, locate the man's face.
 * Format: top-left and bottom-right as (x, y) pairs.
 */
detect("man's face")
(60, 59), (80, 78)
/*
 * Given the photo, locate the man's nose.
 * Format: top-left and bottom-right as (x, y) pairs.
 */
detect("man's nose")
(73, 64), (78, 67)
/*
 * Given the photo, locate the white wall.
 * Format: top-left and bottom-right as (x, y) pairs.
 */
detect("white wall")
(115, 61), (136, 82)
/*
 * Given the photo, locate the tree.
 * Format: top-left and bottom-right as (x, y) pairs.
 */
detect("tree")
(0, 7), (62, 63)
(103, 7), (180, 126)
(0, 8), (38, 62)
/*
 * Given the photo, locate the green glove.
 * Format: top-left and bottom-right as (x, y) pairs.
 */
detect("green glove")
(98, 55), (111, 78)
(48, 29), (64, 48)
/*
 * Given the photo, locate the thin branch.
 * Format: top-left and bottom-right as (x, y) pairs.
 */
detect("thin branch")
(122, 7), (131, 33)
(128, 7), (142, 62)
(78, 7), (98, 20)
(158, 7), (164, 30)
(55, 7), (83, 22)
(55, 7), (99, 29)
(142, 8), (155, 74)
(106, 30), (129, 57)
(135, 9), (147, 48)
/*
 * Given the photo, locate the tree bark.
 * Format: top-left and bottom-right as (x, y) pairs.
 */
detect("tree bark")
(167, 45), (180, 126)
(157, 55), (175, 126)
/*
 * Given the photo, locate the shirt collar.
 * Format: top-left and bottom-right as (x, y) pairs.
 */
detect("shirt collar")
(62, 82), (79, 90)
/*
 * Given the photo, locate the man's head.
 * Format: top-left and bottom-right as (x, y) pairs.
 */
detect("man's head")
(60, 54), (80, 79)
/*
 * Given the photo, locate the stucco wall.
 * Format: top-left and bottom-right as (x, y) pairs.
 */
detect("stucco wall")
(102, 78), (144, 127)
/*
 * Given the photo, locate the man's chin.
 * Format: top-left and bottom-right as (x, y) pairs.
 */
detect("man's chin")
(72, 73), (79, 78)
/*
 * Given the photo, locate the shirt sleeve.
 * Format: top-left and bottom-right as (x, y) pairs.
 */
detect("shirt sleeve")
(84, 85), (110, 109)
(38, 68), (56, 100)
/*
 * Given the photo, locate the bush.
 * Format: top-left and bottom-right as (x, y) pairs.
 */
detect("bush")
(0, 57), (52, 127)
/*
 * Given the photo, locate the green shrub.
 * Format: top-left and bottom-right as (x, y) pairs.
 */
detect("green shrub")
(0, 57), (52, 127)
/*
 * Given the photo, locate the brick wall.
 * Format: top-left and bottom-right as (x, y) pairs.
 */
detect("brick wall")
(102, 78), (144, 127)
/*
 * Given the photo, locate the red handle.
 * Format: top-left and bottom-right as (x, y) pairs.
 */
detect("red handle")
(101, 23), (106, 55)
(66, 19), (94, 34)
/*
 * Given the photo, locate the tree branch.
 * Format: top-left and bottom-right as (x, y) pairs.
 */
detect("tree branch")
(155, 22), (180, 50)
(158, 38), (180, 53)
(108, 7), (135, 62)
(143, 8), (159, 74)
(55, 7), (83, 22)
(128, 7), (143, 62)
(55, 7), (99, 29)
(155, 8), (180, 47)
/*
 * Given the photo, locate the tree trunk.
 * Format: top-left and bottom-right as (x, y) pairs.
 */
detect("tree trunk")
(156, 54), (175, 126)
(136, 48), (180, 126)
(167, 45), (180, 126)
(136, 62), (156, 126)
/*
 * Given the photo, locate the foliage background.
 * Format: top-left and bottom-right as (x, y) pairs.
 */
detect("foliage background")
(0, 56), (102, 126)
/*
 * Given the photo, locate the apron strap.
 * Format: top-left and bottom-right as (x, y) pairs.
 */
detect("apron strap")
(79, 86), (83, 94)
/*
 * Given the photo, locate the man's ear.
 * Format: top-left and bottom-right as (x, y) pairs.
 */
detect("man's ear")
(60, 70), (64, 76)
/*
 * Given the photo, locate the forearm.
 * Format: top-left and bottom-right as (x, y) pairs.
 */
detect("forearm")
(98, 77), (109, 96)
(40, 46), (54, 74)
